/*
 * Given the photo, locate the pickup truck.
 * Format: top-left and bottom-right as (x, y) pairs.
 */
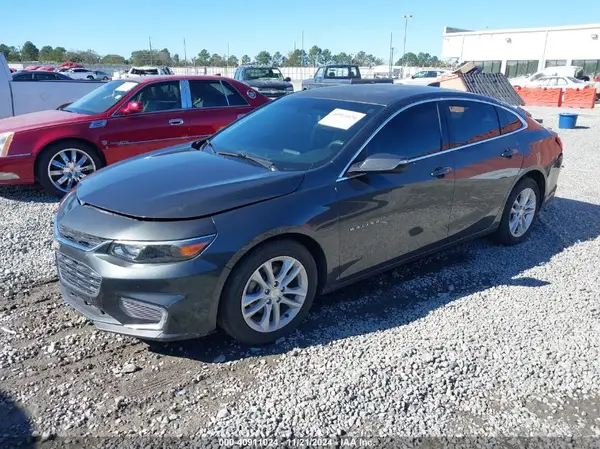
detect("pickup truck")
(0, 54), (104, 119)
(301, 64), (393, 90)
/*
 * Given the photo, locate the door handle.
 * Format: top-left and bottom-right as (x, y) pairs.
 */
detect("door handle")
(501, 148), (519, 158)
(169, 118), (184, 125)
(430, 166), (453, 178)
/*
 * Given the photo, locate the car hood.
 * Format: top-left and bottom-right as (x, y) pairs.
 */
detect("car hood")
(246, 80), (292, 89)
(76, 147), (305, 220)
(0, 109), (92, 133)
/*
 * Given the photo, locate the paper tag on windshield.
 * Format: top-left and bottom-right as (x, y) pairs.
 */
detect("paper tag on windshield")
(115, 82), (137, 92)
(318, 108), (366, 130)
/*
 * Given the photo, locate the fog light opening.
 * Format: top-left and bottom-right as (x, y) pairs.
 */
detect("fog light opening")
(119, 297), (167, 330)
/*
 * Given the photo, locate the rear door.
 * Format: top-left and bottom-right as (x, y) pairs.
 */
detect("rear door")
(439, 99), (526, 238)
(100, 80), (191, 164)
(186, 79), (255, 139)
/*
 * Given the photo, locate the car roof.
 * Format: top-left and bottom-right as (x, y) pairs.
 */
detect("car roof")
(294, 84), (496, 106)
(123, 75), (229, 84)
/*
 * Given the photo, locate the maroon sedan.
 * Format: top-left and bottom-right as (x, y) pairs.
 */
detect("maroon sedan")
(0, 75), (270, 196)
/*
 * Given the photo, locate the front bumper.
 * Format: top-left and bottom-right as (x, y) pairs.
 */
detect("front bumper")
(54, 221), (224, 341)
(0, 154), (35, 185)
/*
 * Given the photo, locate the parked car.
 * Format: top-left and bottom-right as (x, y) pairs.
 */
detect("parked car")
(62, 68), (98, 80)
(52, 84), (563, 345)
(233, 65), (294, 100)
(509, 65), (584, 87)
(301, 64), (394, 90)
(93, 71), (112, 81)
(396, 70), (450, 86)
(0, 54), (104, 119)
(0, 76), (270, 196)
(527, 76), (599, 100)
(12, 70), (74, 81)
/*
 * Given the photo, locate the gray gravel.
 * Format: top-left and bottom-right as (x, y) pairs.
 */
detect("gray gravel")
(1, 105), (600, 446)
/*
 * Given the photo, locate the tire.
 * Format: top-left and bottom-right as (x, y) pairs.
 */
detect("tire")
(86, 76), (94, 80)
(218, 240), (318, 345)
(492, 177), (540, 246)
(36, 141), (104, 198)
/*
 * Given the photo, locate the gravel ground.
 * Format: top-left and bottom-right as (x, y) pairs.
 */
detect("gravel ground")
(1, 106), (600, 448)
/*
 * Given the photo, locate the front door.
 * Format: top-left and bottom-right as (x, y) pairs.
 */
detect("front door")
(438, 99), (526, 238)
(336, 101), (456, 279)
(101, 80), (191, 165)
(187, 79), (254, 140)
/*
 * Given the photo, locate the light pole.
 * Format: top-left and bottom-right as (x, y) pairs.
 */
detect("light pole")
(403, 14), (412, 60)
(148, 37), (153, 65)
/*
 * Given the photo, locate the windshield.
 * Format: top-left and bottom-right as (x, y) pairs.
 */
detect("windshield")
(207, 96), (383, 171)
(245, 68), (284, 81)
(64, 80), (139, 115)
(567, 76), (584, 83)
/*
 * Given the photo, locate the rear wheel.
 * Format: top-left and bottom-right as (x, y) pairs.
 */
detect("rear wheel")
(36, 141), (103, 198)
(218, 240), (318, 345)
(492, 177), (540, 245)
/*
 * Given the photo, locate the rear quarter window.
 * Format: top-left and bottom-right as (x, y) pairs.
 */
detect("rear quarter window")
(496, 107), (524, 134)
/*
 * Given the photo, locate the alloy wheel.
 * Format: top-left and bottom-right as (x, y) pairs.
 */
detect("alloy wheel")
(508, 187), (537, 237)
(48, 148), (97, 193)
(241, 256), (308, 333)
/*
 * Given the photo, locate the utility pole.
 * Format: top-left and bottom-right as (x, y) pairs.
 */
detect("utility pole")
(301, 30), (304, 66)
(403, 14), (412, 59)
(389, 32), (393, 77)
(149, 37), (153, 65)
(183, 38), (187, 64)
(227, 43), (230, 75)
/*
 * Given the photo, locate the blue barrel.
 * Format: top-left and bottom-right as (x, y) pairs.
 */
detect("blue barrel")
(558, 113), (578, 129)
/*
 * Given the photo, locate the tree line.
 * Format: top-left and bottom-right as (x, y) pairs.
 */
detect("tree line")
(0, 41), (448, 68)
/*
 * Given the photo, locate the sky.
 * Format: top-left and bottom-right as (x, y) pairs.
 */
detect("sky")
(3, 1), (600, 61)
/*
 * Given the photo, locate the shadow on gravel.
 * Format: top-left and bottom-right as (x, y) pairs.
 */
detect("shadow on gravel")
(143, 197), (600, 363)
(0, 390), (34, 448)
(0, 185), (58, 204)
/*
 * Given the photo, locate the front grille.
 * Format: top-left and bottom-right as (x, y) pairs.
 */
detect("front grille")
(58, 225), (108, 249)
(56, 253), (102, 297)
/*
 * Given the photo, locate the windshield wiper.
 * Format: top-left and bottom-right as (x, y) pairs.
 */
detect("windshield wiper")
(217, 151), (277, 171)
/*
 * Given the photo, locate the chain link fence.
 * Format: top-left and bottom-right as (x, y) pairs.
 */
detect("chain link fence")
(9, 62), (445, 81)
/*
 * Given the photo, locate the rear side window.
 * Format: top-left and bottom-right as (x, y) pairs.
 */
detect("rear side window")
(496, 107), (523, 134)
(365, 101), (442, 160)
(440, 100), (500, 147)
(189, 80), (248, 108)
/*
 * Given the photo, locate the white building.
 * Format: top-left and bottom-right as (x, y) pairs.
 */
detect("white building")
(441, 23), (600, 78)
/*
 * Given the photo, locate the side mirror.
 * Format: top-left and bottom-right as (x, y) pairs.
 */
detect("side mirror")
(346, 153), (408, 175)
(121, 101), (142, 115)
(284, 76), (291, 82)
(411, 75), (417, 79)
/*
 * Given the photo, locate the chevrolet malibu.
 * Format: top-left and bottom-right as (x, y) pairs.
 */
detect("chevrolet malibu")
(53, 84), (563, 345)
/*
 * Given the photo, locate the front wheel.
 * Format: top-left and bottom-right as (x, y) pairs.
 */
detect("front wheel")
(218, 240), (318, 345)
(492, 177), (540, 245)
(36, 141), (103, 198)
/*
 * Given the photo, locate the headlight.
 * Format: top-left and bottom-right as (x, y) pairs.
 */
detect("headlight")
(55, 189), (79, 222)
(285, 86), (294, 92)
(0, 132), (15, 157)
(108, 235), (216, 264)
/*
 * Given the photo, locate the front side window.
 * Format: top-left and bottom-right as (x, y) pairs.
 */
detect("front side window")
(315, 68), (325, 78)
(207, 96), (383, 171)
(129, 81), (182, 113)
(440, 100), (501, 147)
(363, 101), (442, 160)
(412, 71), (426, 78)
(63, 80), (140, 115)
